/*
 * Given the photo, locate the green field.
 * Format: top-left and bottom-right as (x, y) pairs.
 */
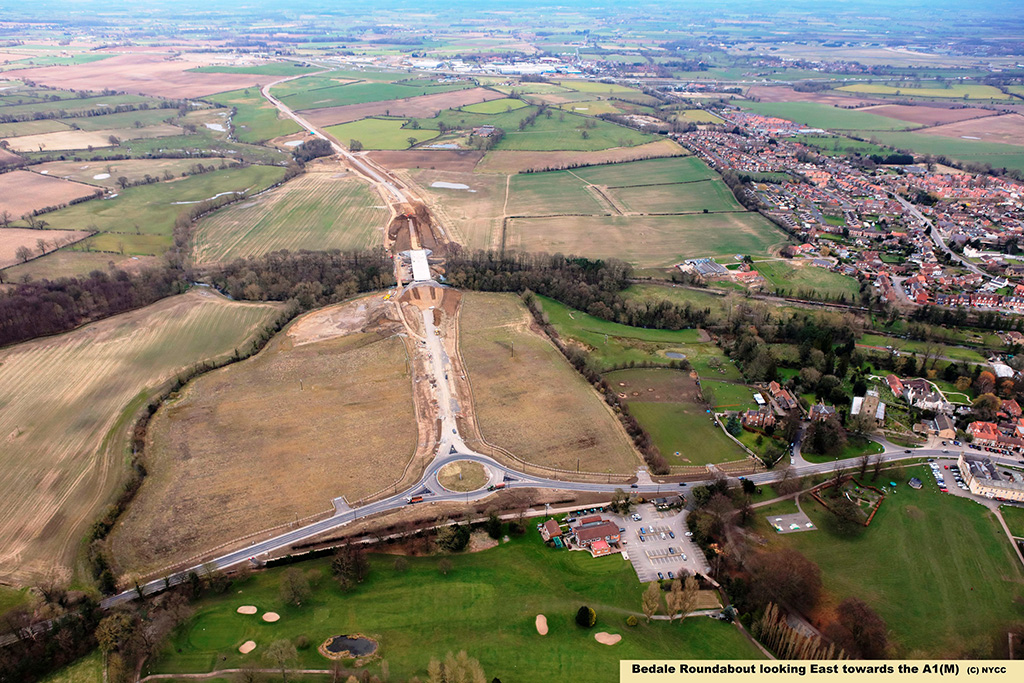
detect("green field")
(741, 101), (919, 132)
(800, 435), (884, 463)
(539, 296), (701, 370)
(37, 165), (287, 254)
(506, 212), (788, 267)
(607, 369), (747, 466)
(572, 156), (718, 187)
(790, 134), (893, 157)
(1000, 505), (1024, 538)
(209, 88), (302, 144)
(867, 130), (1024, 174)
(497, 111), (652, 151)
(67, 108), (181, 131)
(554, 80), (643, 95)
(557, 99), (626, 116)
(192, 172), (388, 264)
(147, 534), (760, 682)
(0, 94), (160, 119)
(324, 117), (440, 149)
(836, 83), (1011, 100)
(610, 178), (742, 214)
(462, 97), (529, 114)
(280, 80), (472, 111)
(766, 465), (1024, 655)
(754, 260), (861, 299)
(859, 333), (986, 364)
(675, 109), (725, 123)
(0, 119), (71, 137)
(505, 170), (607, 215)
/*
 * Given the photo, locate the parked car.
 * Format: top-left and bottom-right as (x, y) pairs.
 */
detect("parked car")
(658, 572), (664, 580)
(669, 531), (675, 539)
(668, 571), (675, 579)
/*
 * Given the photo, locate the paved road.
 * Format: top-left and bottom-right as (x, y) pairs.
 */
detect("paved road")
(893, 193), (987, 279)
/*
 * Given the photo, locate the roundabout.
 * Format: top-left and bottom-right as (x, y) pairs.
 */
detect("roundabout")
(436, 460), (490, 492)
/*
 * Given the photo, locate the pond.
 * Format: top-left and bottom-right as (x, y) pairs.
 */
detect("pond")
(323, 634), (378, 658)
(665, 352), (687, 360)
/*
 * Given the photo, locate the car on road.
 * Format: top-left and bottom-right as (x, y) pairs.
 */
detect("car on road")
(905, 449), (912, 453)
(630, 484), (639, 488)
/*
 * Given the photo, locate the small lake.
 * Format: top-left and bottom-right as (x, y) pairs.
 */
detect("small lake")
(324, 634), (377, 657)
(665, 352), (687, 360)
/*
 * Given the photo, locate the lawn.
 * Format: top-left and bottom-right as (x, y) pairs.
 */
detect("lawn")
(460, 293), (639, 474)
(506, 212), (789, 267)
(38, 165), (287, 253)
(325, 117), (440, 150)
(0, 289), (283, 585)
(675, 109), (724, 124)
(836, 83), (1011, 100)
(147, 534), (761, 682)
(766, 465), (1024, 656)
(741, 101), (919, 132)
(192, 171), (388, 264)
(754, 260), (861, 300)
(461, 97), (529, 114)
(800, 436), (885, 463)
(791, 134), (893, 157)
(999, 505), (1024, 538)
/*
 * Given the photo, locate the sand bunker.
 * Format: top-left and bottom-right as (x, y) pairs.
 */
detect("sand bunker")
(92, 173), (110, 180)
(236, 605), (257, 614)
(595, 632), (621, 645)
(239, 640), (257, 654)
(262, 612), (280, 622)
(536, 614), (548, 635)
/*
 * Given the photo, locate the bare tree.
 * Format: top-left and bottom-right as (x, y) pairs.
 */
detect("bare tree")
(15, 245), (32, 263)
(264, 639), (297, 681)
(642, 581), (661, 623)
(0, 209), (11, 228)
(36, 238), (47, 256)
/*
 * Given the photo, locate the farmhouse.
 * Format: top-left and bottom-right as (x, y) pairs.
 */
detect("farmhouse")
(808, 402), (836, 422)
(680, 258), (729, 278)
(767, 381), (798, 412)
(958, 453), (1024, 502)
(742, 407), (776, 430)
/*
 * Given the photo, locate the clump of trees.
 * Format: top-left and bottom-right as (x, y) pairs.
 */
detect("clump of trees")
(575, 605), (597, 628)
(331, 544), (369, 590)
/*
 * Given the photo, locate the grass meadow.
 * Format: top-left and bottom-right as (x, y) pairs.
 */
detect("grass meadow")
(754, 260), (861, 299)
(324, 117), (440, 149)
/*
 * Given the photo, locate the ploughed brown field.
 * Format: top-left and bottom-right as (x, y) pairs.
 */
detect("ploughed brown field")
(299, 87), (503, 127)
(912, 113), (1024, 146)
(0, 227), (93, 268)
(745, 85), (882, 107)
(366, 150), (485, 172)
(15, 53), (266, 98)
(0, 169), (100, 219)
(861, 103), (1002, 126)
(109, 296), (418, 577)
